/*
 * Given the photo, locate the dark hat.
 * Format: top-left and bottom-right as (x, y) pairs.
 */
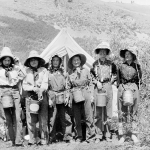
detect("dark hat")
(120, 46), (138, 61)
(68, 53), (86, 69)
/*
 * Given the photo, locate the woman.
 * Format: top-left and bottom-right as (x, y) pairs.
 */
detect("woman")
(92, 42), (117, 143)
(67, 53), (95, 143)
(0, 47), (24, 146)
(48, 55), (72, 143)
(117, 47), (142, 144)
(23, 50), (49, 145)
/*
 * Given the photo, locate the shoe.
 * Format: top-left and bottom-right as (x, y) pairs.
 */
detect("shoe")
(102, 136), (107, 141)
(95, 139), (100, 144)
(131, 135), (139, 144)
(75, 139), (81, 144)
(119, 137), (125, 144)
(41, 139), (47, 145)
(66, 139), (75, 143)
(106, 138), (112, 142)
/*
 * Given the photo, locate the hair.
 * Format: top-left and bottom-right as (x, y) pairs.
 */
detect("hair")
(28, 57), (42, 68)
(51, 55), (62, 68)
(1, 56), (14, 67)
(125, 50), (136, 61)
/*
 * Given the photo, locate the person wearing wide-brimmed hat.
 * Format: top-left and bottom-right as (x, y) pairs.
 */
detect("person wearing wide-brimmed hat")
(47, 54), (73, 143)
(91, 42), (117, 143)
(0, 47), (25, 146)
(22, 50), (49, 145)
(67, 52), (96, 143)
(117, 46), (142, 144)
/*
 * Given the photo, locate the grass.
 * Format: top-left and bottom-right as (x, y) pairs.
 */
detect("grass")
(0, 16), (59, 62)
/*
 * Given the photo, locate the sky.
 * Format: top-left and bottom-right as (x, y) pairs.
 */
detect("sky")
(101, 0), (150, 5)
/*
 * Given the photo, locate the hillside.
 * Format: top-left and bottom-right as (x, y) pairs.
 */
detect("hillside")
(0, 0), (150, 62)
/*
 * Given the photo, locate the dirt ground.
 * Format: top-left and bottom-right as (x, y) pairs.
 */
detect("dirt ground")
(0, 139), (150, 150)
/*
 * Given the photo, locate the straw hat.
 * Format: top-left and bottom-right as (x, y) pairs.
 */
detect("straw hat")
(94, 42), (111, 55)
(68, 53), (86, 69)
(120, 46), (138, 61)
(24, 50), (45, 67)
(0, 47), (14, 61)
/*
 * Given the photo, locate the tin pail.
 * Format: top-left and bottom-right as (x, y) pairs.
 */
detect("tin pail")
(96, 92), (107, 107)
(29, 100), (39, 114)
(2, 95), (13, 108)
(123, 89), (134, 106)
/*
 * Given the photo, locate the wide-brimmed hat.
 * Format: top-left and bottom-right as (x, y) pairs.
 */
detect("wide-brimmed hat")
(24, 50), (45, 67)
(120, 46), (138, 61)
(94, 42), (111, 55)
(68, 53), (86, 69)
(0, 47), (14, 61)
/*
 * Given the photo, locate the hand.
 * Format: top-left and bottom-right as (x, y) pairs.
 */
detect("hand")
(64, 97), (69, 106)
(111, 76), (117, 84)
(64, 93), (70, 106)
(33, 87), (39, 93)
(97, 81), (102, 89)
(49, 99), (53, 107)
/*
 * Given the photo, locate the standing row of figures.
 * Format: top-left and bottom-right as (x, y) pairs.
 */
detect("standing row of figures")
(0, 41), (142, 147)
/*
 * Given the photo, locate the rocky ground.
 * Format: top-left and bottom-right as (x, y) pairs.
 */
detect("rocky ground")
(0, 138), (150, 150)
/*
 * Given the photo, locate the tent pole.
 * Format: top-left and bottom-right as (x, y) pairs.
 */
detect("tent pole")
(64, 55), (67, 74)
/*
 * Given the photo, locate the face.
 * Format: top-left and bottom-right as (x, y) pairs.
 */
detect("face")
(99, 49), (107, 60)
(125, 51), (133, 62)
(30, 58), (39, 68)
(72, 56), (81, 68)
(52, 57), (60, 68)
(2, 57), (12, 67)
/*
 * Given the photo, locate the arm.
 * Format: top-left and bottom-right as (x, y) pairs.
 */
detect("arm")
(111, 63), (117, 84)
(40, 69), (48, 92)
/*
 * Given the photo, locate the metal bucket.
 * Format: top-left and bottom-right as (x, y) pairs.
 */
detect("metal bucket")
(56, 93), (64, 104)
(96, 92), (107, 107)
(123, 89), (134, 106)
(2, 95), (14, 108)
(72, 88), (85, 103)
(29, 100), (39, 114)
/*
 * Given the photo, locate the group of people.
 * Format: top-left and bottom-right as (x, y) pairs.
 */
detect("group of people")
(0, 41), (142, 147)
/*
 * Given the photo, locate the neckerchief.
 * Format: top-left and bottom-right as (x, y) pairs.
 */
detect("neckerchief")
(30, 67), (39, 82)
(2, 64), (13, 78)
(73, 67), (82, 79)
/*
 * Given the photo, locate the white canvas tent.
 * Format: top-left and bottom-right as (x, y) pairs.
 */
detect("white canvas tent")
(40, 29), (95, 70)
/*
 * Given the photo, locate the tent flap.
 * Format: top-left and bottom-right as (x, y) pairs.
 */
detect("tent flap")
(40, 29), (95, 70)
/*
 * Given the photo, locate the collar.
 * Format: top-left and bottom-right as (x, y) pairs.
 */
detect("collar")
(124, 61), (135, 66)
(98, 58), (109, 65)
(72, 66), (83, 72)
(49, 67), (63, 73)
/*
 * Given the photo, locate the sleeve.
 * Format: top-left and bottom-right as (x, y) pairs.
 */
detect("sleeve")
(136, 64), (142, 79)
(40, 69), (48, 91)
(22, 71), (34, 91)
(66, 74), (73, 90)
(90, 62), (98, 85)
(117, 68), (122, 87)
(111, 62), (117, 75)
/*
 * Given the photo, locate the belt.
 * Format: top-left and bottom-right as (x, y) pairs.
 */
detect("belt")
(122, 79), (136, 84)
(0, 85), (18, 89)
(101, 78), (110, 83)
